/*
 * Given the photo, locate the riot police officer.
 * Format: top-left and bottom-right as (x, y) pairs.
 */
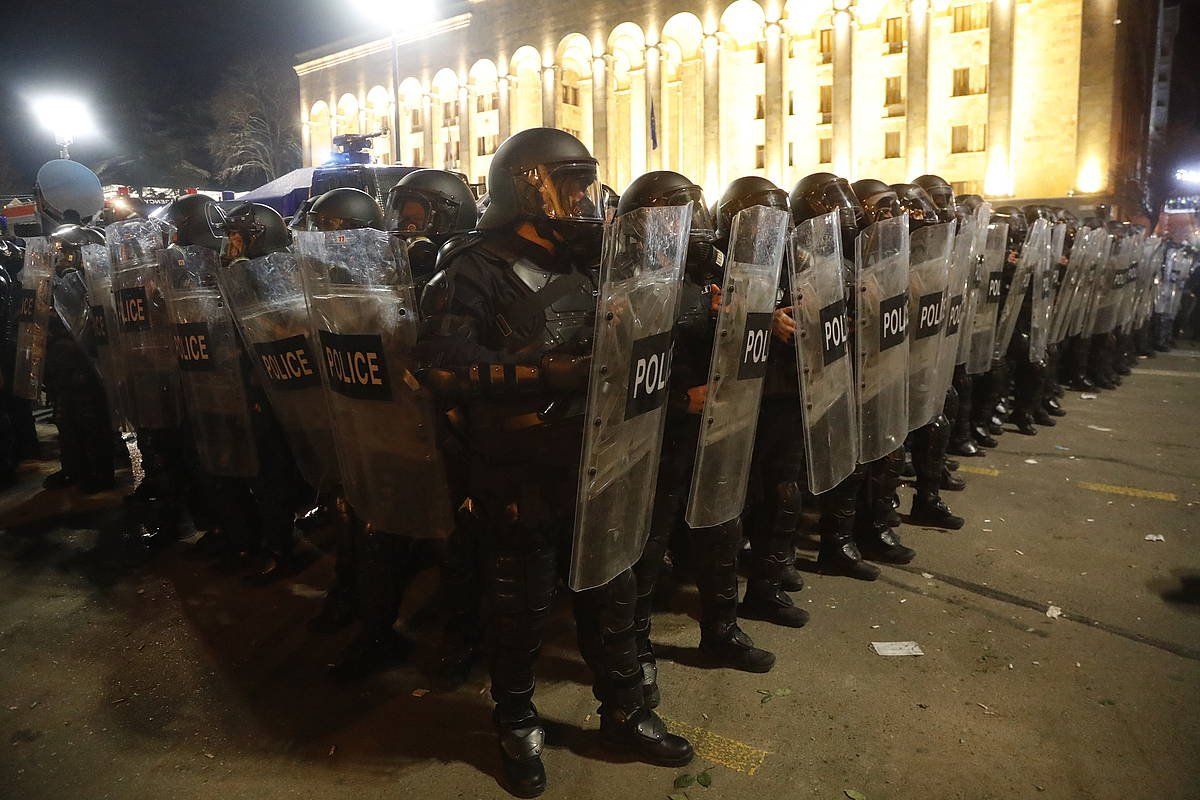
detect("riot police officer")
(946, 193), (987, 457)
(892, 183), (963, 529)
(417, 129), (692, 797)
(847, 178), (918, 565)
(216, 201), (309, 577)
(627, 172), (779, 702)
(789, 173), (876, 581)
(385, 169), (480, 290)
(44, 224), (116, 492)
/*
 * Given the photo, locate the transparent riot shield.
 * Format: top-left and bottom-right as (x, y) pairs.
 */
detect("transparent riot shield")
(570, 204), (691, 591)
(966, 222), (1009, 374)
(788, 212), (858, 495)
(1088, 237), (1125, 336)
(296, 228), (452, 538)
(994, 219), (1050, 360)
(906, 222), (954, 430)
(106, 219), (181, 429)
(1080, 233), (1115, 337)
(1049, 227), (1092, 345)
(79, 244), (129, 429)
(1118, 234), (1148, 334)
(12, 238), (53, 401)
(855, 214), (910, 464)
(684, 205), (788, 527)
(52, 270), (89, 343)
(1028, 223), (1059, 363)
(1134, 238), (1164, 329)
(955, 204), (992, 367)
(934, 212), (983, 408)
(162, 245), (260, 479)
(217, 250), (340, 492)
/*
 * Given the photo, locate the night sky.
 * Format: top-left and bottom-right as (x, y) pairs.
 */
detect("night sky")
(0, 0), (1198, 197)
(0, 0), (372, 190)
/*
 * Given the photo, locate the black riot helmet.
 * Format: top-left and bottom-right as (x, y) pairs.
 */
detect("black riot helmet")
(385, 169), (477, 239)
(164, 194), (225, 251)
(221, 202), (291, 261)
(308, 187), (384, 231)
(891, 183), (940, 230)
(601, 184), (620, 223)
(616, 170), (716, 242)
(912, 174), (956, 223)
(477, 128), (603, 246)
(1023, 204), (1055, 226)
(617, 170), (720, 285)
(992, 206), (1028, 250)
(790, 172), (865, 229)
(851, 178), (902, 223)
(715, 176), (788, 242)
(958, 194), (984, 214)
(49, 224), (104, 275)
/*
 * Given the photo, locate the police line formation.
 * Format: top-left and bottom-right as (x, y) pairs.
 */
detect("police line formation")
(3, 128), (1197, 798)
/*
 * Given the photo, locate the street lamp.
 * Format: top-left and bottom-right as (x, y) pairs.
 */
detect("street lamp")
(31, 95), (96, 160)
(352, 0), (438, 165)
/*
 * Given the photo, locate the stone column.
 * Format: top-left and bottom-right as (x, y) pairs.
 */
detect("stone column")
(498, 74), (512, 141)
(765, 21), (785, 179)
(592, 55), (610, 182)
(905, 0), (930, 175)
(459, 85), (471, 177)
(542, 65), (558, 130)
(422, 92), (434, 167)
(832, 9), (854, 176)
(1074, 0), (1117, 196)
(703, 33), (721, 191)
(985, 0), (1015, 195)
(301, 121), (311, 167)
(645, 44), (662, 171)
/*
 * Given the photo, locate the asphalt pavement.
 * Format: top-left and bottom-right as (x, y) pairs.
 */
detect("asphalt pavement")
(1, 346), (1198, 800)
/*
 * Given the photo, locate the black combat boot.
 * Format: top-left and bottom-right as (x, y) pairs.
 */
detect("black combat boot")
(816, 471), (880, 580)
(739, 579), (810, 628)
(1043, 396), (1066, 417)
(600, 683), (694, 767)
(694, 521), (777, 671)
(856, 524), (918, 564)
(1010, 412), (1038, 435)
(909, 493), (965, 530)
(496, 709), (547, 798)
(941, 466), (966, 492)
(699, 622), (776, 673)
(780, 556), (806, 592)
(817, 525), (880, 580)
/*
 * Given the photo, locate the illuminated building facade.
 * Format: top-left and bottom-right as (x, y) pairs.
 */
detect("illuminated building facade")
(294, 0), (1161, 212)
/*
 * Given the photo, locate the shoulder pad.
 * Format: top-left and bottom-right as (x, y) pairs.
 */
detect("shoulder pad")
(436, 231), (486, 273)
(420, 269), (454, 318)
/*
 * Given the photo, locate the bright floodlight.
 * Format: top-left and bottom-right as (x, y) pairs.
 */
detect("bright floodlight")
(1176, 168), (1200, 186)
(352, 0), (436, 32)
(31, 96), (96, 158)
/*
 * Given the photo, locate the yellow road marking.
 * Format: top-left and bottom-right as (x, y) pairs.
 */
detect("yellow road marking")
(1135, 369), (1200, 379)
(957, 465), (1000, 477)
(1076, 481), (1177, 502)
(662, 717), (768, 776)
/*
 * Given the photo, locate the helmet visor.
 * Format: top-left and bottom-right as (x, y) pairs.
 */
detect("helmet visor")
(801, 179), (866, 231)
(924, 185), (956, 214)
(861, 191), (902, 222)
(900, 194), (940, 225)
(385, 189), (460, 237)
(516, 161), (604, 223)
(665, 185), (715, 239)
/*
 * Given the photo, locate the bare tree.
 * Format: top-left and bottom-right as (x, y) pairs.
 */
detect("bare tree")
(208, 58), (301, 189)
